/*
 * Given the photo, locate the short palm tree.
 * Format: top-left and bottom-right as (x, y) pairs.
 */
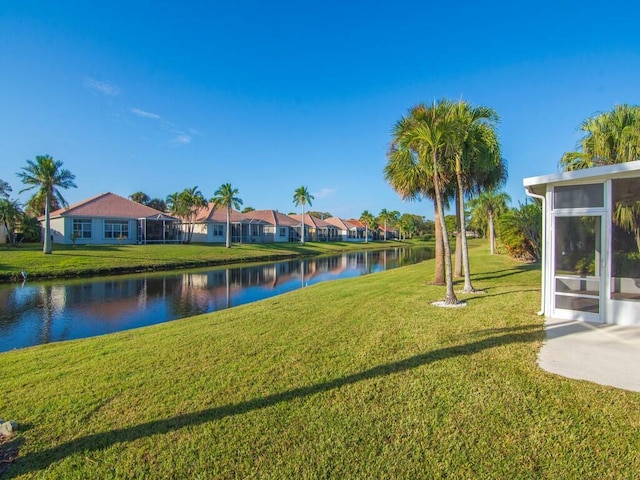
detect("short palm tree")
(0, 198), (22, 245)
(17, 155), (76, 254)
(377, 209), (399, 241)
(293, 186), (314, 244)
(167, 187), (206, 244)
(468, 189), (511, 255)
(360, 210), (376, 243)
(211, 183), (243, 248)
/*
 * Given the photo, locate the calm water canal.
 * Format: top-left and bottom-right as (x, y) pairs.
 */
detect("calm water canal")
(0, 247), (432, 352)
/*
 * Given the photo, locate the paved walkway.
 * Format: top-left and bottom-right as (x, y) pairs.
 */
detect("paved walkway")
(538, 317), (640, 392)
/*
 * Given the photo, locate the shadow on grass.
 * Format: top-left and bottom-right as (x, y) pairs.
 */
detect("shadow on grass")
(7, 326), (539, 478)
(471, 264), (539, 282)
(462, 288), (541, 302)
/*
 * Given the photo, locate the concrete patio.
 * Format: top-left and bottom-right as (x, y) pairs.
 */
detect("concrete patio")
(538, 317), (640, 392)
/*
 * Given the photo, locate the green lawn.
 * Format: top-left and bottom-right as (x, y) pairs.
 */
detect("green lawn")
(0, 240), (413, 282)
(1, 241), (639, 478)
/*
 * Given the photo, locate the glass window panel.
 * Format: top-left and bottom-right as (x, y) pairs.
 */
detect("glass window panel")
(556, 277), (599, 295)
(555, 295), (599, 313)
(554, 183), (603, 209)
(554, 216), (601, 277)
(611, 178), (640, 301)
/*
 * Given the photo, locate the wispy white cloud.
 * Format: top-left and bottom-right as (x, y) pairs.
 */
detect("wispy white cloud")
(84, 77), (120, 96)
(171, 132), (192, 145)
(131, 107), (161, 120)
(313, 187), (337, 199)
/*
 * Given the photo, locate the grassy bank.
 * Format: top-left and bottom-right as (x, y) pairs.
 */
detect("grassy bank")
(1, 241), (639, 478)
(0, 240), (417, 282)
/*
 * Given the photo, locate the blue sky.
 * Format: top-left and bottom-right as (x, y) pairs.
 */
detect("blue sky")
(1, 1), (639, 220)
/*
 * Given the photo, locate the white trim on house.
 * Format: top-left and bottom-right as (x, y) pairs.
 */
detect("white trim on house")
(524, 161), (640, 326)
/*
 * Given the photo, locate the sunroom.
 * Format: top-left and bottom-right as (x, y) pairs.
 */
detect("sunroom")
(524, 160), (640, 326)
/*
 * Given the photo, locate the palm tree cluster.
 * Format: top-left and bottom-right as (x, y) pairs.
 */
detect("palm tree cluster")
(385, 99), (506, 305)
(166, 187), (207, 244)
(560, 104), (640, 171)
(560, 104), (640, 253)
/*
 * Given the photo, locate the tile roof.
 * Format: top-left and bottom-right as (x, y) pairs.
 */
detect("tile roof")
(244, 210), (298, 226)
(46, 192), (176, 220)
(324, 217), (350, 230)
(289, 213), (334, 228)
(196, 203), (247, 223)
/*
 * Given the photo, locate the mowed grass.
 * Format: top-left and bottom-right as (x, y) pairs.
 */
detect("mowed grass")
(1, 241), (639, 478)
(0, 240), (411, 282)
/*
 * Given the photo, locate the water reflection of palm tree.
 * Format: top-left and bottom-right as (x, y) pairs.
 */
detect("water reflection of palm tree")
(39, 285), (55, 345)
(225, 268), (231, 309)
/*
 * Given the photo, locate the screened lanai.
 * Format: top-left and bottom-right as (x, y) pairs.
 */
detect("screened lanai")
(524, 160), (640, 326)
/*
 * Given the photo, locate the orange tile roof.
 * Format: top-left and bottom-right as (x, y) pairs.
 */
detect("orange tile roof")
(196, 203), (247, 222)
(289, 213), (334, 228)
(324, 217), (350, 230)
(46, 192), (175, 220)
(244, 210), (298, 226)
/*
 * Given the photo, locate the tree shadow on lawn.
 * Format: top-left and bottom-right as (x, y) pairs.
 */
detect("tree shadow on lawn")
(471, 264), (539, 283)
(461, 288), (541, 302)
(7, 326), (540, 478)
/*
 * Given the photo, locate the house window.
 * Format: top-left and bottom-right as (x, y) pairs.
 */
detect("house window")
(73, 219), (92, 239)
(211, 225), (223, 236)
(279, 228), (286, 237)
(104, 221), (129, 239)
(553, 183), (603, 209)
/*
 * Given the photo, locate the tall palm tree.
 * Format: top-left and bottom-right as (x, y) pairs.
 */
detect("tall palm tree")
(360, 210), (376, 243)
(211, 183), (243, 248)
(448, 101), (502, 292)
(385, 114), (452, 286)
(468, 189), (511, 255)
(388, 100), (458, 304)
(17, 155), (76, 254)
(293, 186), (314, 245)
(377, 209), (399, 241)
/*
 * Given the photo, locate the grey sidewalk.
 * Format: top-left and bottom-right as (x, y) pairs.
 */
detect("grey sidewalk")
(538, 317), (640, 392)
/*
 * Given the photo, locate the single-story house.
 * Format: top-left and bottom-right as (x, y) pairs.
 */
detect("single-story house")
(243, 210), (298, 242)
(42, 192), (181, 245)
(191, 204), (249, 243)
(288, 214), (340, 242)
(524, 160), (640, 326)
(325, 217), (367, 241)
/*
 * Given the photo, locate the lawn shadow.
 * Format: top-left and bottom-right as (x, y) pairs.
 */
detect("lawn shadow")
(462, 288), (541, 302)
(471, 264), (539, 282)
(6, 327), (539, 478)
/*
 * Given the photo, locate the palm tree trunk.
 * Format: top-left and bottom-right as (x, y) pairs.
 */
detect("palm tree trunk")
(433, 200), (445, 285)
(433, 163), (457, 304)
(365, 225), (368, 243)
(489, 211), (495, 255)
(226, 207), (231, 248)
(457, 173), (475, 292)
(454, 190), (463, 278)
(44, 190), (52, 254)
(301, 205), (305, 245)
(384, 219), (387, 241)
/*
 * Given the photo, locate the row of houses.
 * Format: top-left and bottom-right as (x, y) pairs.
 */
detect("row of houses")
(40, 192), (397, 245)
